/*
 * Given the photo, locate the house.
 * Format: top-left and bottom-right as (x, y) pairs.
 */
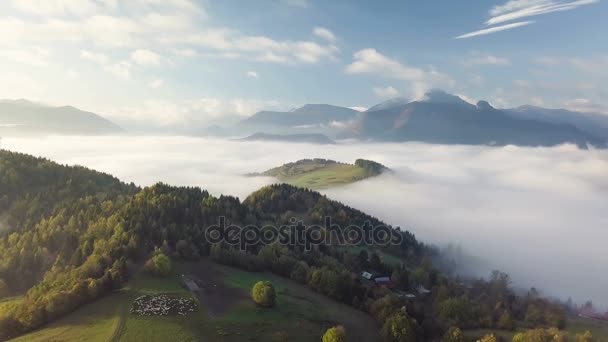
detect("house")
(361, 271), (373, 280)
(374, 276), (395, 289)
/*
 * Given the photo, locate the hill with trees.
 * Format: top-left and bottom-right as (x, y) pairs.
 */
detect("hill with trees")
(249, 158), (389, 189)
(0, 150), (599, 341)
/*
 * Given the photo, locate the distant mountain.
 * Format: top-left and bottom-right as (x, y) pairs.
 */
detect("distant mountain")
(237, 104), (359, 135)
(504, 105), (608, 141)
(0, 99), (122, 136)
(236, 132), (336, 144)
(350, 90), (606, 149)
(366, 97), (409, 112)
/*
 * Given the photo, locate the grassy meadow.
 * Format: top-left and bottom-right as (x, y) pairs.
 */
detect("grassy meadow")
(9, 260), (378, 342)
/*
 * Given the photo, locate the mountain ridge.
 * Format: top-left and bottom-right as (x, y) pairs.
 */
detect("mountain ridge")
(0, 99), (122, 136)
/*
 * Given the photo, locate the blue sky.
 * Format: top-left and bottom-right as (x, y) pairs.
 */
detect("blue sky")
(0, 0), (606, 128)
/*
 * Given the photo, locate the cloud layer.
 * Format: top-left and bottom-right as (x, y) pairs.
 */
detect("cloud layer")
(4, 136), (608, 306)
(456, 0), (598, 39)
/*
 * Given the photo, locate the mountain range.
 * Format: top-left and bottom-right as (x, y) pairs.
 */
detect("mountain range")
(0, 99), (122, 136)
(235, 90), (607, 149)
(2, 93), (607, 149)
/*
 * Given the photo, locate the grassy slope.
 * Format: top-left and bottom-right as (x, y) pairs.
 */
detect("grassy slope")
(216, 264), (379, 341)
(284, 163), (369, 189)
(464, 316), (608, 341)
(10, 260), (378, 342)
(11, 266), (203, 342)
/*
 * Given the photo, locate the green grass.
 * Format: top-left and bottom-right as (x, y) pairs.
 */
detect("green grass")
(11, 266), (204, 342)
(11, 292), (125, 342)
(284, 164), (369, 189)
(9, 260), (379, 342)
(259, 159), (379, 189)
(214, 264), (379, 341)
(567, 316), (608, 341)
(0, 296), (23, 316)
(464, 317), (608, 342)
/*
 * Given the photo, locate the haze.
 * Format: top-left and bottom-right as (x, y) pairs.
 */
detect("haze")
(4, 135), (607, 307)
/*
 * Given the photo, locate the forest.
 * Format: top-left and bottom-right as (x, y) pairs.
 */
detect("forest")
(0, 150), (594, 341)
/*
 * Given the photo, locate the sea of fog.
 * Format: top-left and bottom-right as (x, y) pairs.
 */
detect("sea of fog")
(3, 135), (608, 307)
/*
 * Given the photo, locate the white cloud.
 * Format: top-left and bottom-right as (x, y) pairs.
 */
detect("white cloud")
(457, 0), (598, 39)
(131, 49), (161, 66)
(462, 52), (511, 66)
(67, 69), (79, 79)
(373, 86), (399, 98)
(0, 47), (52, 67)
(346, 49), (425, 80)
(487, 0), (599, 25)
(246, 71), (259, 79)
(148, 78), (164, 88)
(346, 49), (454, 99)
(0, 2), (337, 65)
(455, 94), (477, 105)
(103, 98), (284, 128)
(455, 21), (534, 39)
(349, 106), (367, 112)
(105, 61), (132, 80)
(10, 0), (104, 17)
(80, 50), (109, 64)
(563, 98), (608, 115)
(313, 27), (336, 42)
(535, 55), (608, 76)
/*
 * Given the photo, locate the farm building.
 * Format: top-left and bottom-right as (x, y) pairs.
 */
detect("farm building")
(374, 276), (395, 289)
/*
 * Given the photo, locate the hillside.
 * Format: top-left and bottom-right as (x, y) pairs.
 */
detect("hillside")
(351, 90), (606, 149)
(0, 100), (122, 136)
(249, 158), (388, 189)
(236, 132), (336, 144)
(11, 260), (380, 342)
(0, 151), (596, 342)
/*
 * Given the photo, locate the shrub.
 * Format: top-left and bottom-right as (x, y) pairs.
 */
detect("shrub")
(144, 251), (172, 277)
(322, 325), (347, 342)
(442, 326), (465, 342)
(251, 281), (276, 308)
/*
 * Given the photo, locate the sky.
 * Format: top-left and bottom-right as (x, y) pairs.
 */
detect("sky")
(4, 136), (608, 306)
(0, 0), (607, 129)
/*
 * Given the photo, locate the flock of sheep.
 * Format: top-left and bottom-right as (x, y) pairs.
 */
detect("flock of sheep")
(130, 294), (197, 316)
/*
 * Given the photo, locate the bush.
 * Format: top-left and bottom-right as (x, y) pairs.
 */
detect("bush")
(442, 326), (465, 342)
(144, 251), (172, 277)
(381, 312), (417, 342)
(322, 325), (347, 342)
(251, 281), (276, 308)
(497, 312), (515, 330)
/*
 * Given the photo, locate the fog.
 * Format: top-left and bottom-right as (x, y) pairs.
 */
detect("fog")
(3, 135), (608, 306)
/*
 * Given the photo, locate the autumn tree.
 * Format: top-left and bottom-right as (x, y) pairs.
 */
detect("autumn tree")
(251, 281), (276, 308)
(322, 325), (347, 342)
